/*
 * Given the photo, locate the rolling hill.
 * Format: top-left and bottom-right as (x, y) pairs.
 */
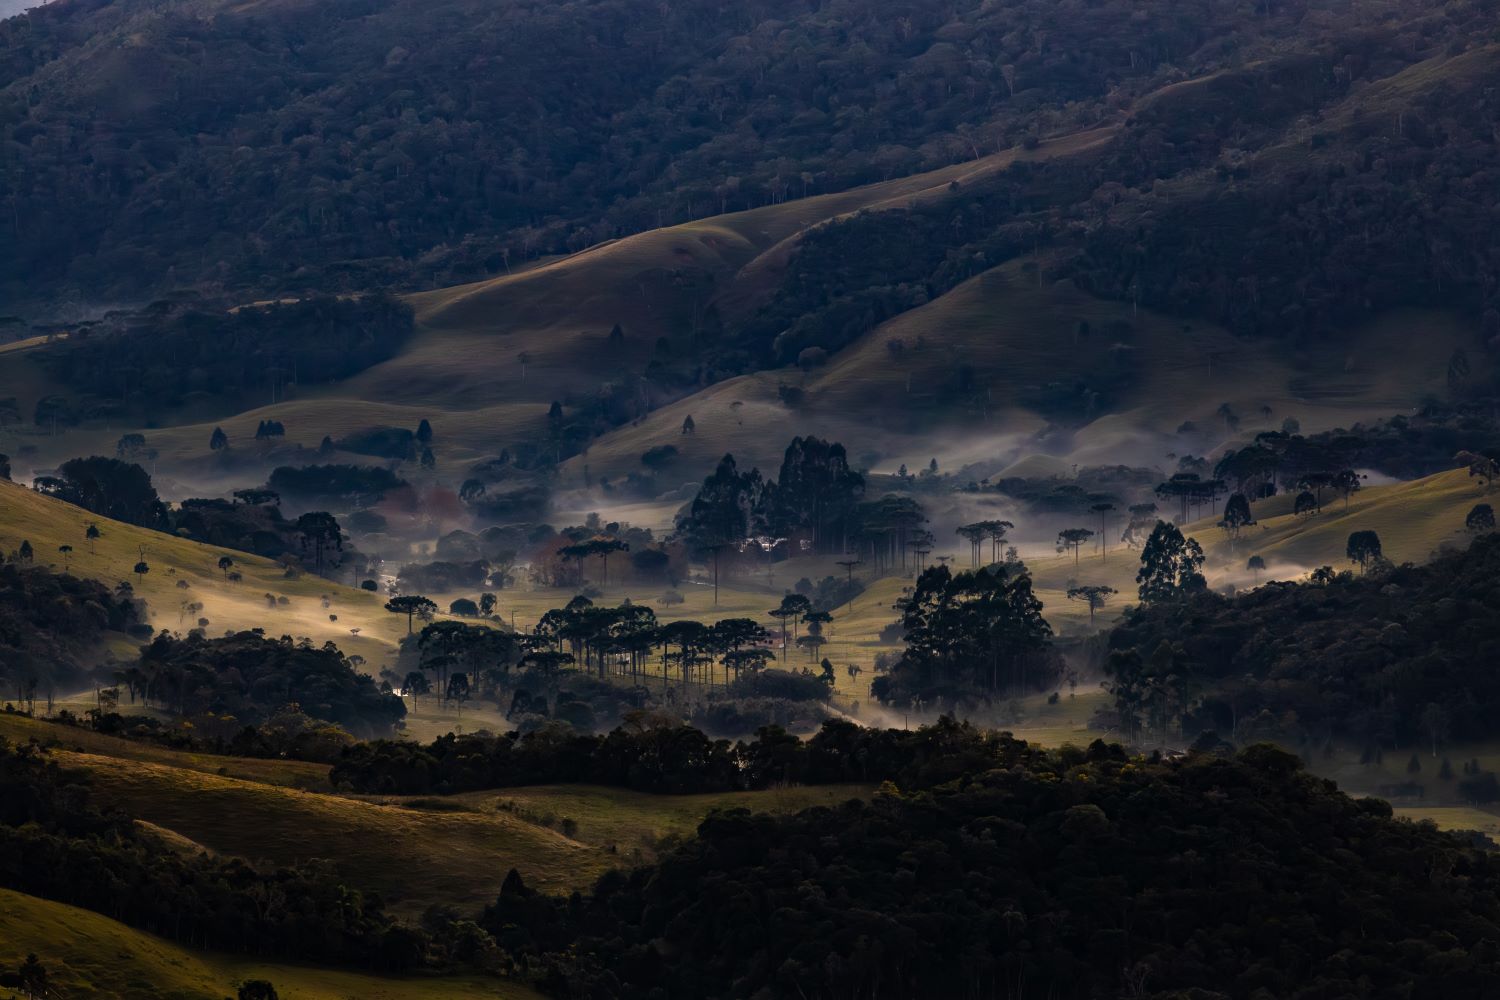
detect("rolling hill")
(0, 478), (412, 663)
(0, 888), (534, 1000)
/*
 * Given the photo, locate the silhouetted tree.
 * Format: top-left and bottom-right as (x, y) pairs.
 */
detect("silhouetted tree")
(1467, 503), (1495, 533)
(1067, 584), (1117, 625)
(1346, 530), (1382, 572)
(1056, 527), (1095, 565)
(386, 595), (437, 634)
(1220, 492), (1254, 541)
(1136, 522), (1205, 603)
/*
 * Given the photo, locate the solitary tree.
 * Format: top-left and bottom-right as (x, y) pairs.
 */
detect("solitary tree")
(386, 595), (437, 634)
(238, 981), (279, 1000)
(17, 954), (49, 1000)
(86, 523), (101, 554)
(480, 592), (497, 615)
(1056, 527), (1095, 566)
(1221, 492), (1254, 541)
(133, 559), (150, 583)
(1466, 503), (1495, 533)
(1333, 469), (1363, 508)
(57, 544), (72, 570)
(1456, 449), (1500, 492)
(401, 671), (431, 701)
(296, 511), (344, 576)
(1346, 530), (1383, 572)
(217, 555), (235, 580)
(1246, 554), (1266, 584)
(18, 539), (33, 564)
(116, 432), (146, 459)
(1067, 584), (1117, 625)
(1091, 502), (1116, 562)
(210, 426), (228, 451)
(1420, 702), (1451, 758)
(416, 418), (433, 445)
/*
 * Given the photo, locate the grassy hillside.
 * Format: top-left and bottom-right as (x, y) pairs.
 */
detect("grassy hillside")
(800, 467), (1492, 678)
(55, 748), (605, 916)
(0, 479), (412, 663)
(1012, 467), (1493, 635)
(567, 257), (1481, 485)
(0, 888), (533, 1000)
(26, 721), (875, 919)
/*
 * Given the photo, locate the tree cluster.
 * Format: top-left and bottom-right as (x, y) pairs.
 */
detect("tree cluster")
(126, 631), (406, 737)
(32, 456), (167, 528)
(266, 464), (406, 505)
(873, 563), (1058, 707)
(0, 562), (142, 707)
(675, 439), (865, 557)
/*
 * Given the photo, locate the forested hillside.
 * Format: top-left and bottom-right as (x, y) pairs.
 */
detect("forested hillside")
(510, 738), (1500, 998)
(3, 0), (1492, 314)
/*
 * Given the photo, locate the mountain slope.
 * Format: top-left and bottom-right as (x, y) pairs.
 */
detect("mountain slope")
(3, 0), (1407, 310)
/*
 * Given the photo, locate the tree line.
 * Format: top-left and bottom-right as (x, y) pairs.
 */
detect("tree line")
(332, 715), (1024, 797)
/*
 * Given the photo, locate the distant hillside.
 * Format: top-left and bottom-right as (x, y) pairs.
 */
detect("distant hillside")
(2, 0), (1488, 313)
(0, 480), (412, 663)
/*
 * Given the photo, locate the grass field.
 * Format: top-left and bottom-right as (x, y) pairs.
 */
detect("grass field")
(420, 782), (871, 863)
(0, 888), (535, 1000)
(55, 748), (606, 916)
(561, 255), (1480, 487)
(0, 479), (417, 664)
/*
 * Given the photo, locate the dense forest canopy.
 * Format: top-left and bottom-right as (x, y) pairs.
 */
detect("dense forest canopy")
(35, 294), (414, 415)
(1107, 534), (1500, 753)
(501, 737), (1500, 998)
(2, 0), (1491, 316)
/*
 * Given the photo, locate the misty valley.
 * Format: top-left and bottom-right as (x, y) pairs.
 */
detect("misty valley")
(3, 0), (1500, 997)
